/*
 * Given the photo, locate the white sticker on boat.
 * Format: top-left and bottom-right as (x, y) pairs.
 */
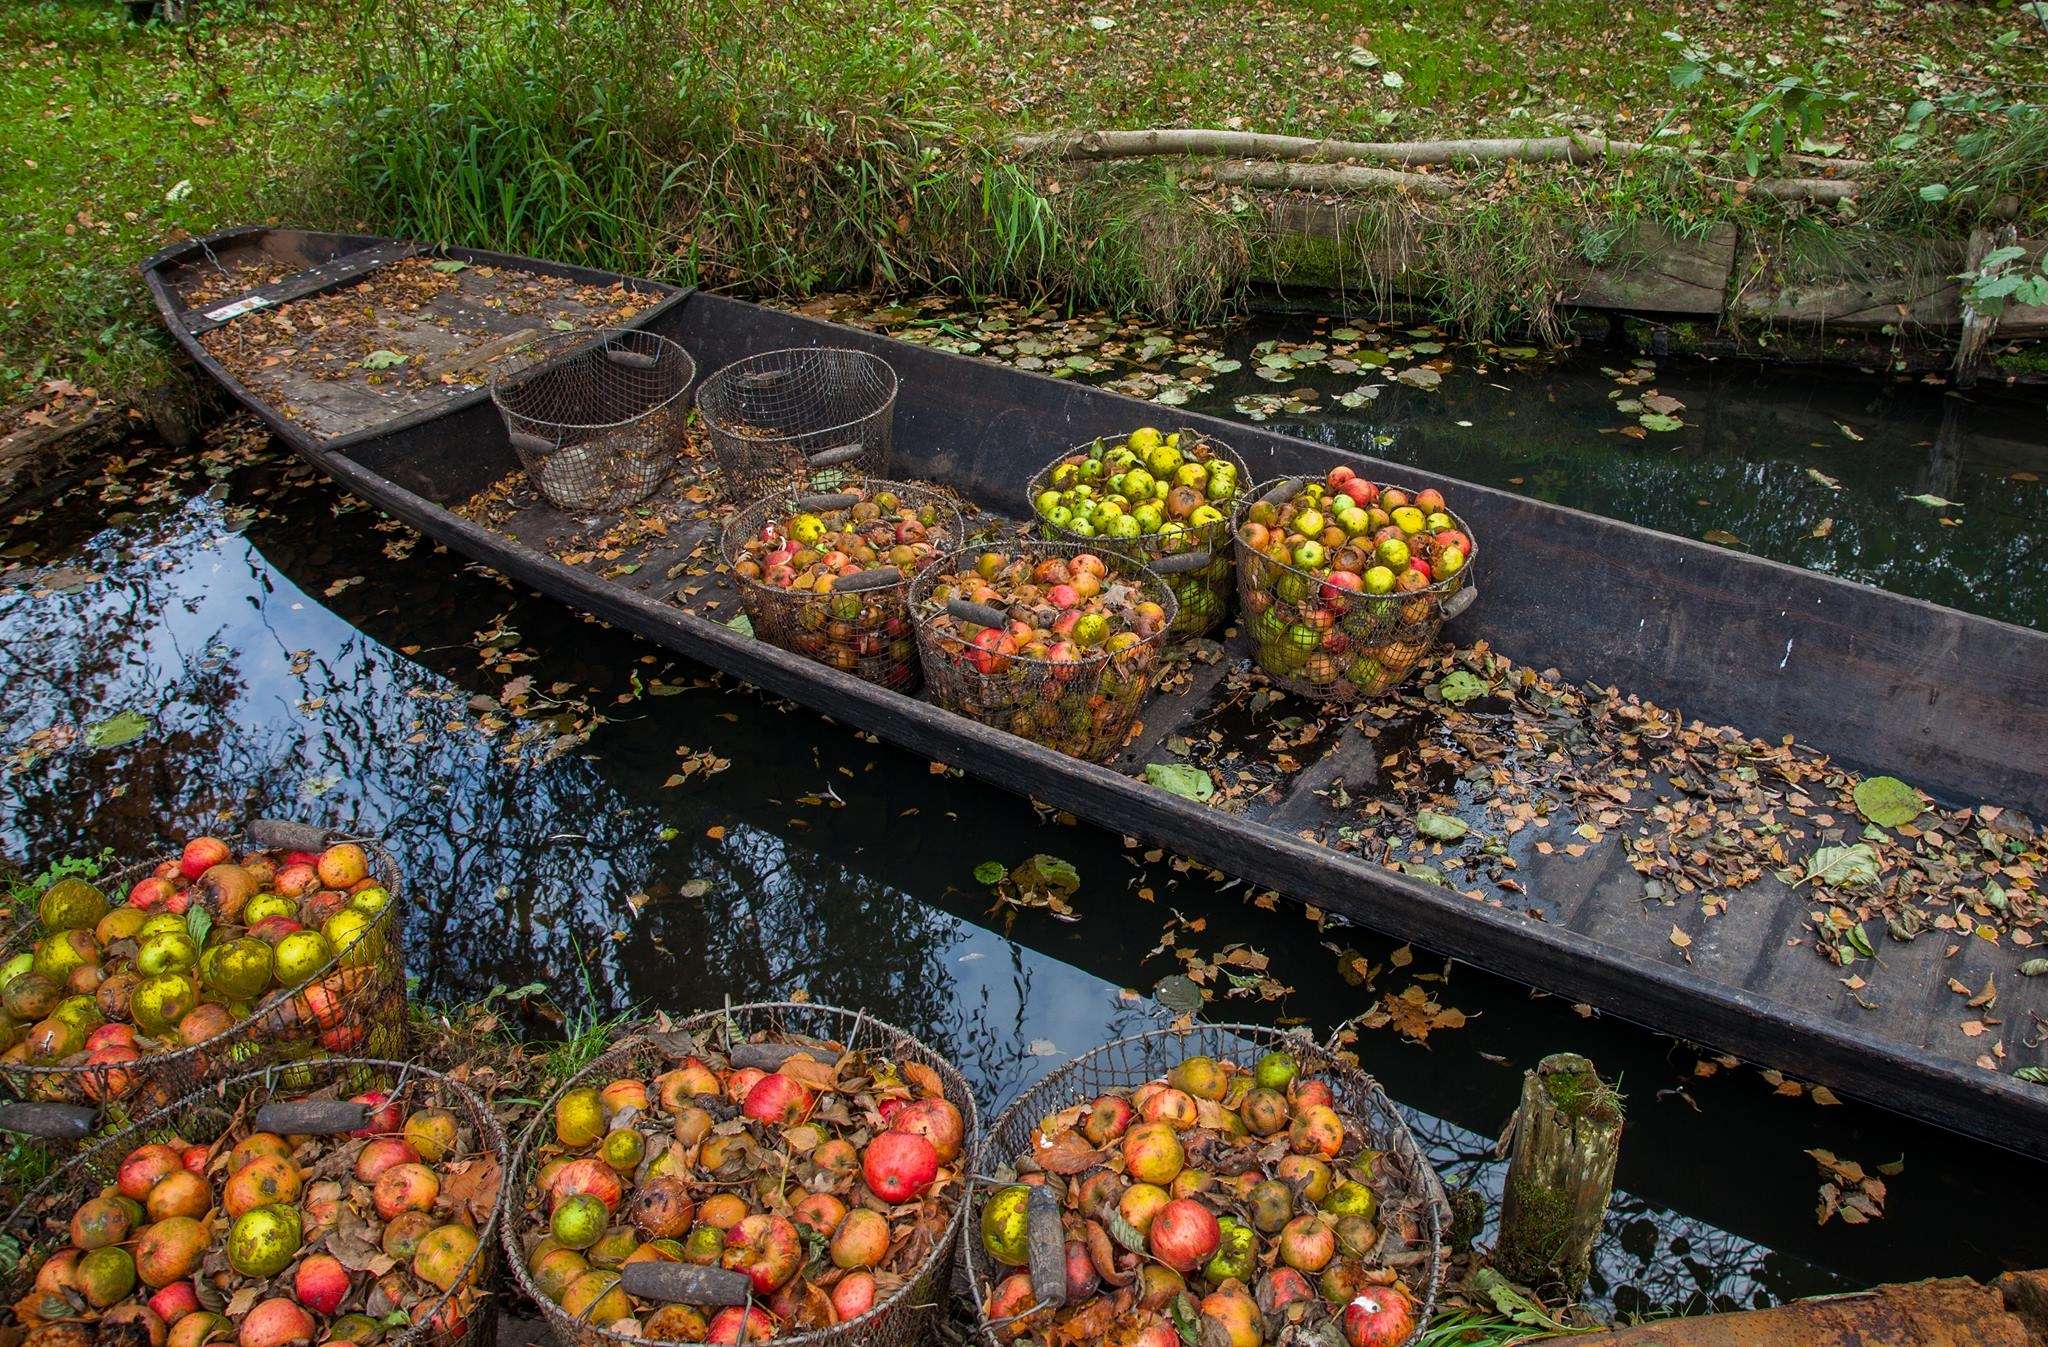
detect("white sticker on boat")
(203, 295), (271, 323)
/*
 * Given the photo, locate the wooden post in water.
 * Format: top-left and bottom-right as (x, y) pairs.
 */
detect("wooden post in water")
(1493, 1053), (1623, 1299)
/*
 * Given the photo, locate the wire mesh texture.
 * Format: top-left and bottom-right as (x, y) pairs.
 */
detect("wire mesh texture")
(720, 480), (965, 692)
(505, 1002), (979, 1347)
(909, 541), (1178, 764)
(490, 327), (698, 514)
(963, 1023), (1446, 1347)
(1234, 478), (1478, 701)
(0, 835), (407, 1121)
(695, 348), (898, 498)
(0, 1057), (508, 1347)
(1024, 430), (1248, 639)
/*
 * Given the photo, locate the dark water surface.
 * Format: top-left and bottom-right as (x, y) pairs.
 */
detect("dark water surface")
(863, 299), (2048, 631)
(6, 427), (2048, 1321)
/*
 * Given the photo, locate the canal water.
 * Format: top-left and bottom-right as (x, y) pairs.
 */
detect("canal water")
(3, 330), (2045, 1321)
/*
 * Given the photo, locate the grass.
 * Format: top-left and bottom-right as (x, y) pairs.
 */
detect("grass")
(1, 0), (2043, 416)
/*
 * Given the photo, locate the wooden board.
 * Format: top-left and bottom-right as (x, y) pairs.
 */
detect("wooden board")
(145, 228), (2048, 1162)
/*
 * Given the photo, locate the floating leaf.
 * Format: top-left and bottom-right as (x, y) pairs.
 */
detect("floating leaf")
(1906, 492), (1957, 508)
(361, 350), (407, 370)
(1806, 468), (1842, 490)
(1702, 529), (1743, 547)
(973, 861), (1006, 885)
(85, 711), (151, 748)
(1393, 366), (1441, 390)
(1805, 843), (1880, 888)
(1435, 671), (1488, 704)
(1144, 763), (1216, 802)
(1414, 810), (1469, 841)
(1638, 413), (1684, 432)
(1853, 776), (1923, 828)
(1013, 854), (1080, 896)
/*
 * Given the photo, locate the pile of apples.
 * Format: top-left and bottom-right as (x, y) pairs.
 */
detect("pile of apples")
(976, 1049), (1418, 1347)
(9, 1087), (493, 1347)
(1031, 429), (1243, 636)
(1236, 471), (1473, 696)
(517, 1034), (967, 1342)
(0, 839), (396, 1099)
(915, 548), (1171, 761)
(728, 485), (957, 689)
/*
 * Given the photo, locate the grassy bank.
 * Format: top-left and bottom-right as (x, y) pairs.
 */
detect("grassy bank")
(3, 0), (2044, 415)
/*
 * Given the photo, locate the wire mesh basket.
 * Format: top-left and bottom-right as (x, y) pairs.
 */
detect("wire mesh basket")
(505, 1001), (978, 1347)
(490, 328), (698, 514)
(0, 822), (407, 1132)
(720, 480), (965, 692)
(1024, 430), (1248, 639)
(1233, 477), (1478, 700)
(910, 542), (1177, 764)
(695, 348), (898, 497)
(0, 1056), (507, 1347)
(963, 1022), (1446, 1347)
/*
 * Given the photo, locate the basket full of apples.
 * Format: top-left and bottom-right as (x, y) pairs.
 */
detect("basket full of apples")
(910, 542), (1178, 763)
(0, 1056), (507, 1347)
(505, 1002), (977, 1347)
(720, 480), (965, 692)
(0, 823), (407, 1128)
(1025, 428), (1247, 638)
(1233, 471), (1477, 700)
(964, 1024), (1444, 1347)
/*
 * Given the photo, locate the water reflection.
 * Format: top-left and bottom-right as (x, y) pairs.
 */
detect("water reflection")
(3, 433), (2045, 1318)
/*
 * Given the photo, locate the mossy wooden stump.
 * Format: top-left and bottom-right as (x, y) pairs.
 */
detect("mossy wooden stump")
(1494, 1052), (1624, 1299)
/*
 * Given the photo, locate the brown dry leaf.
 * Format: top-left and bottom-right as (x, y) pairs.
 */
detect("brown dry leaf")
(1669, 924), (1692, 950)
(1034, 1129), (1108, 1175)
(1379, 984), (1468, 1044)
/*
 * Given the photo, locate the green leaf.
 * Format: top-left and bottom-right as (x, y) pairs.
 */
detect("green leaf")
(1414, 809), (1469, 841)
(2016, 1066), (2048, 1086)
(973, 861), (1006, 885)
(2020, 958), (2048, 977)
(361, 349), (407, 370)
(1105, 1211), (1148, 1255)
(1144, 763), (1216, 802)
(1702, 529), (1743, 547)
(185, 905), (213, 949)
(1435, 671), (1489, 704)
(429, 259), (469, 273)
(1906, 492), (1958, 508)
(550, 319), (577, 332)
(725, 613), (754, 637)
(1638, 413), (1684, 432)
(1014, 854), (1080, 895)
(1843, 923), (1877, 959)
(1805, 842), (1880, 888)
(1852, 776), (1923, 828)
(85, 710), (151, 748)
(1919, 183), (1950, 202)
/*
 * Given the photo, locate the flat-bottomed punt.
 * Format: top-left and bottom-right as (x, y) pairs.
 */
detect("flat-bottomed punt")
(147, 227), (2048, 1159)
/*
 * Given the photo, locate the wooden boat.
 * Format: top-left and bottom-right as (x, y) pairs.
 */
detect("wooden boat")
(146, 227), (2048, 1159)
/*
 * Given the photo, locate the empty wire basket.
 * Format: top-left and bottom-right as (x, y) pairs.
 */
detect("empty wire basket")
(490, 327), (697, 513)
(695, 347), (898, 496)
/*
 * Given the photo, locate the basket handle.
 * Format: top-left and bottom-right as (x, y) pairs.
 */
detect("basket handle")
(1440, 584), (1479, 622)
(506, 428), (557, 457)
(255, 1099), (371, 1135)
(1147, 548), (1212, 576)
(792, 492), (860, 511)
(618, 1263), (754, 1306)
(1257, 478), (1304, 507)
(806, 443), (865, 468)
(737, 369), (791, 391)
(727, 1041), (830, 1071)
(246, 817), (347, 853)
(0, 1101), (97, 1140)
(1026, 1182), (1070, 1308)
(946, 599), (1009, 629)
(832, 566), (903, 594)
(602, 346), (658, 371)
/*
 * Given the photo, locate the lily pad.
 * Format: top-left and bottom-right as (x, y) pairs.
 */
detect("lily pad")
(1852, 775), (1923, 828)
(1393, 366), (1442, 390)
(1145, 763), (1216, 802)
(85, 711), (151, 748)
(1414, 809), (1469, 841)
(1638, 413), (1684, 432)
(973, 861), (1007, 885)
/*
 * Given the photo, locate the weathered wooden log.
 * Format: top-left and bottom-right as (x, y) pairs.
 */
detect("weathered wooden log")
(1492, 1052), (1622, 1300)
(1189, 160), (1451, 198)
(1013, 127), (1871, 177)
(1568, 1271), (2048, 1346)
(1954, 223), (2014, 388)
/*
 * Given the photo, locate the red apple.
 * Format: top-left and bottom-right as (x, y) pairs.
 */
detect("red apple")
(1342, 1285), (1417, 1347)
(891, 1098), (964, 1163)
(180, 838), (231, 882)
(293, 1255), (351, 1316)
(741, 1072), (815, 1126)
(861, 1130), (939, 1205)
(1146, 1198), (1220, 1273)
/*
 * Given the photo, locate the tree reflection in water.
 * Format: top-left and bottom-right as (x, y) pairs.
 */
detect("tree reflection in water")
(3, 434), (2045, 1317)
